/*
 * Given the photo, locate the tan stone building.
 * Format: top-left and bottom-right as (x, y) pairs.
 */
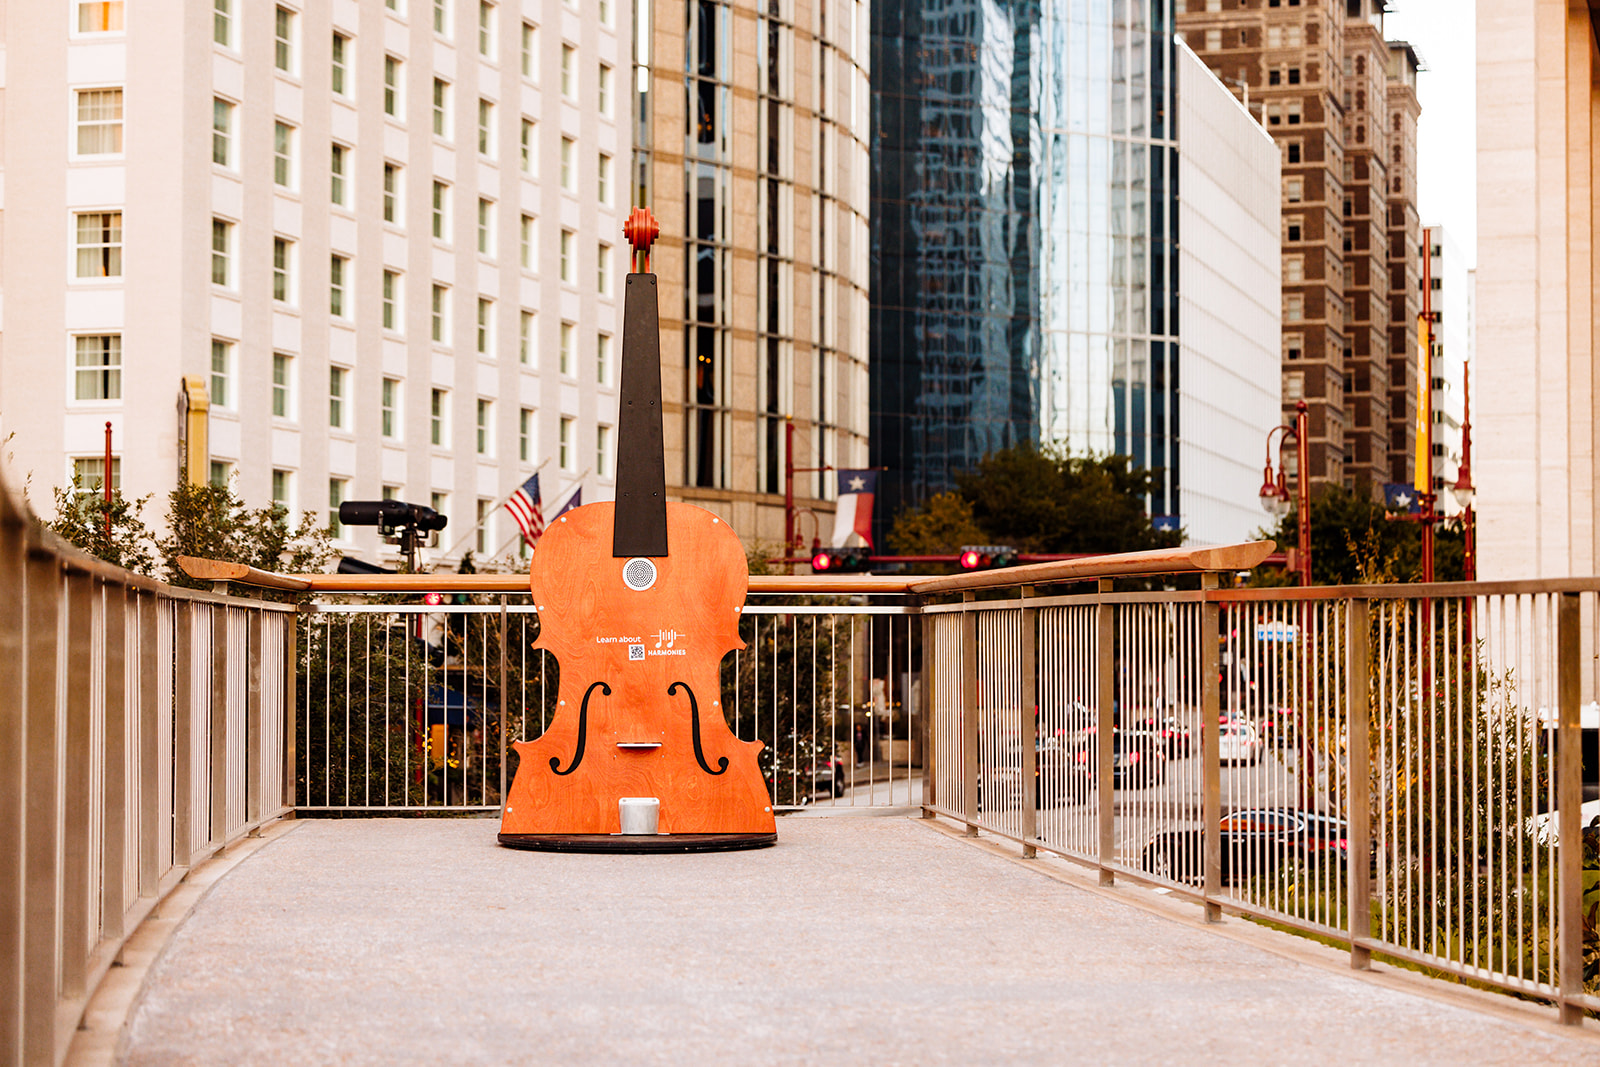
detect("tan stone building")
(635, 0), (870, 548)
(1177, 0), (1421, 496)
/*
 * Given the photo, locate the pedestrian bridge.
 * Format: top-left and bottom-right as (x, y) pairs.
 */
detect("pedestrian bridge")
(4, 473), (1599, 1064)
(92, 815), (1599, 1064)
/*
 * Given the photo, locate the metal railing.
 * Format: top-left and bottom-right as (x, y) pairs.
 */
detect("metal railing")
(295, 595), (924, 812)
(924, 576), (1600, 1025)
(0, 478), (295, 1065)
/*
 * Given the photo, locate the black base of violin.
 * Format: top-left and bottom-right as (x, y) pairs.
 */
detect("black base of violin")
(497, 832), (777, 853)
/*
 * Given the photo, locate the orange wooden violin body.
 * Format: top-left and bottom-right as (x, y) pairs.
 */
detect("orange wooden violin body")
(498, 502), (774, 839)
(499, 211), (774, 850)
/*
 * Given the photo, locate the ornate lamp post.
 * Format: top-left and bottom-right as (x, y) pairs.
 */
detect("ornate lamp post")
(1451, 372), (1475, 581)
(1259, 399), (1312, 586)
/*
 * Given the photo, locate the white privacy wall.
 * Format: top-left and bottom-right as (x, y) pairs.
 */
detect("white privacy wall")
(1175, 41), (1282, 546)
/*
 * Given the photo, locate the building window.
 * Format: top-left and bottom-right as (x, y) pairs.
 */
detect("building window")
(432, 78), (450, 138)
(558, 417), (573, 470)
(520, 119), (535, 174)
(1283, 255), (1304, 284)
(382, 270), (402, 331)
(520, 214), (536, 269)
(73, 457), (121, 494)
(597, 153), (612, 205)
(330, 143), (350, 207)
(330, 255), (350, 317)
(274, 122), (295, 186)
(329, 366), (349, 429)
(209, 458), (230, 489)
(1283, 334), (1304, 362)
(328, 478), (348, 538)
(559, 321), (574, 375)
(1285, 177), (1303, 203)
(384, 55), (403, 116)
(211, 218), (233, 287)
(1285, 217), (1302, 242)
(478, 1), (495, 56)
(75, 89), (123, 155)
(331, 32), (351, 96)
(559, 229), (573, 282)
(272, 353), (292, 417)
(1286, 101), (1302, 125)
(560, 137), (574, 191)
(383, 162), (401, 223)
(519, 310), (535, 364)
(598, 63), (612, 116)
(476, 298), (493, 354)
(1285, 141), (1301, 165)
(432, 181), (450, 240)
(1285, 372), (1305, 401)
(212, 97), (235, 166)
(476, 398), (492, 454)
(431, 388), (448, 446)
(475, 498), (492, 554)
(521, 23), (537, 79)
(1284, 294), (1305, 322)
(274, 6), (295, 73)
(597, 243), (611, 296)
(74, 335), (121, 401)
(477, 198), (494, 255)
(210, 339), (233, 408)
(431, 284), (449, 342)
(478, 98), (495, 157)
(273, 237), (293, 302)
(74, 211), (122, 279)
(381, 377), (400, 438)
(596, 333), (611, 385)
(519, 408), (534, 462)
(433, 0), (450, 37)
(212, 0), (231, 46)
(561, 44), (575, 99)
(596, 425), (611, 478)
(271, 469), (292, 509)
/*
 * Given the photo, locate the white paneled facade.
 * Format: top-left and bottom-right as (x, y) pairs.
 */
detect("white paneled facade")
(0, 0), (626, 568)
(1175, 42), (1282, 546)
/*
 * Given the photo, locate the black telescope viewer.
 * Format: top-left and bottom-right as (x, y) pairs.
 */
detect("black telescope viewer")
(338, 500), (447, 572)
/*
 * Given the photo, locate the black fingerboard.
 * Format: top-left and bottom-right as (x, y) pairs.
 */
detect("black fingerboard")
(612, 273), (668, 558)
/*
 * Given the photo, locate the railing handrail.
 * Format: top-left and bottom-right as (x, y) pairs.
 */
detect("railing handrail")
(179, 540), (1279, 597)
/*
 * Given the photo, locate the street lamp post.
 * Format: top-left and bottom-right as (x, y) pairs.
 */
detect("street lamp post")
(1259, 399), (1312, 586)
(1451, 371), (1476, 581)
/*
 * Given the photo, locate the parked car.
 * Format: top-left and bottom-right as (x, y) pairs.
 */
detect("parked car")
(1217, 721), (1263, 765)
(805, 755), (847, 798)
(1140, 807), (1352, 885)
(1052, 730), (1168, 800)
(1140, 715), (1192, 758)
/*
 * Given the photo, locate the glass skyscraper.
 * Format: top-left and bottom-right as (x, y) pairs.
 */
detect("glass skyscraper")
(871, 0), (1180, 534)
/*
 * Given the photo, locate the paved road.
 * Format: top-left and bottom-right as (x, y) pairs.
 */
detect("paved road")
(121, 816), (1595, 1065)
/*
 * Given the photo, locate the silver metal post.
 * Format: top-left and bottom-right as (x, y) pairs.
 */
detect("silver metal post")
(1201, 573), (1221, 921)
(1556, 592), (1582, 1024)
(961, 591), (979, 836)
(1097, 579), (1115, 886)
(1347, 597), (1372, 968)
(1021, 586), (1038, 857)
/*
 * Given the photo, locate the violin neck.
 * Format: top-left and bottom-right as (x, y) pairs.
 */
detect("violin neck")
(612, 271), (669, 558)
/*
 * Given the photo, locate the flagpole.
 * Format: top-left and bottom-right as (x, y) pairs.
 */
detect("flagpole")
(435, 457), (557, 565)
(468, 467), (592, 568)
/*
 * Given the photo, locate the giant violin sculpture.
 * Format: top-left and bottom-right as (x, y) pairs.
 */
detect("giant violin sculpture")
(498, 207), (776, 852)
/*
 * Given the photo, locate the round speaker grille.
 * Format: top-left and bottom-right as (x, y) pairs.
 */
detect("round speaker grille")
(622, 557), (657, 592)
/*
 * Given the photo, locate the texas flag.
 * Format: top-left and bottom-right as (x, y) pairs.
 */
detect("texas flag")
(830, 470), (877, 548)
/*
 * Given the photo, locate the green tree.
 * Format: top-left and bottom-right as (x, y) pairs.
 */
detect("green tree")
(44, 484), (158, 576)
(1251, 483), (1466, 585)
(887, 445), (1181, 564)
(158, 480), (334, 594)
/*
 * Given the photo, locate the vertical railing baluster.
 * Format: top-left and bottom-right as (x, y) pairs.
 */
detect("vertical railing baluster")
(172, 601), (194, 868)
(138, 592), (160, 895)
(61, 570), (94, 1000)
(961, 592), (979, 836)
(102, 580), (129, 942)
(1347, 596), (1372, 969)
(209, 604), (230, 846)
(1200, 575), (1220, 921)
(1021, 586), (1038, 857)
(1096, 579), (1115, 886)
(920, 604), (935, 818)
(21, 547), (63, 1061)
(1556, 592), (1582, 1024)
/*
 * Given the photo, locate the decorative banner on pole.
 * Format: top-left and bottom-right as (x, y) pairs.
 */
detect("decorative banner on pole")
(829, 469), (877, 548)
(505, 473), (545, 546)
(1414, 315), (1431, 495)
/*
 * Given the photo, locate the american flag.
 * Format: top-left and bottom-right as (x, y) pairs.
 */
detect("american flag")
(504, 474), (545, 546)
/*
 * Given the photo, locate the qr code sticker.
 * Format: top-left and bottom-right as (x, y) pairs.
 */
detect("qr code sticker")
(629, 644), (645, 661)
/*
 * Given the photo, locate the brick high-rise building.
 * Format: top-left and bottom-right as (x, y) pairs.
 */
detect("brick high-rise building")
(1177, 0), (1422, 496)
(1385, 42), (1422, 487)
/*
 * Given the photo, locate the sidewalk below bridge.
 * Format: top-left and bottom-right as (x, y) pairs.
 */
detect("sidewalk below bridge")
(100, 815), (1597, 1065)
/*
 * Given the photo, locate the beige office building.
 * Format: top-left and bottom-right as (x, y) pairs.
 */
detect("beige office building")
(0, 0), (626, 568)
(635, 0), (870, 548)
(1476, 0), (1600, 579)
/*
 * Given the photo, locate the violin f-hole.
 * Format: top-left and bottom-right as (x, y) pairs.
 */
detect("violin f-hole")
(550, 680), (611, 776)
(667, 681), (729, 776)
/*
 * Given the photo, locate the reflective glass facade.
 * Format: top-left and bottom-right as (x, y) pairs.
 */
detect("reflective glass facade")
(871, 0), (1179, 532)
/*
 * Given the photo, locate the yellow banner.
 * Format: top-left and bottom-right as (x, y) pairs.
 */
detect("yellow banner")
(1414, 316), (1430, 495)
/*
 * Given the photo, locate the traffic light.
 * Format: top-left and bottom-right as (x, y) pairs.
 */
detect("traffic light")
(958, 544), (1018, 570)
(810, 547), (870, 573)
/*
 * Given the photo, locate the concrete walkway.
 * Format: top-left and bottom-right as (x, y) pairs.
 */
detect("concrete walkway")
(121, 817), (1597, 1065)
